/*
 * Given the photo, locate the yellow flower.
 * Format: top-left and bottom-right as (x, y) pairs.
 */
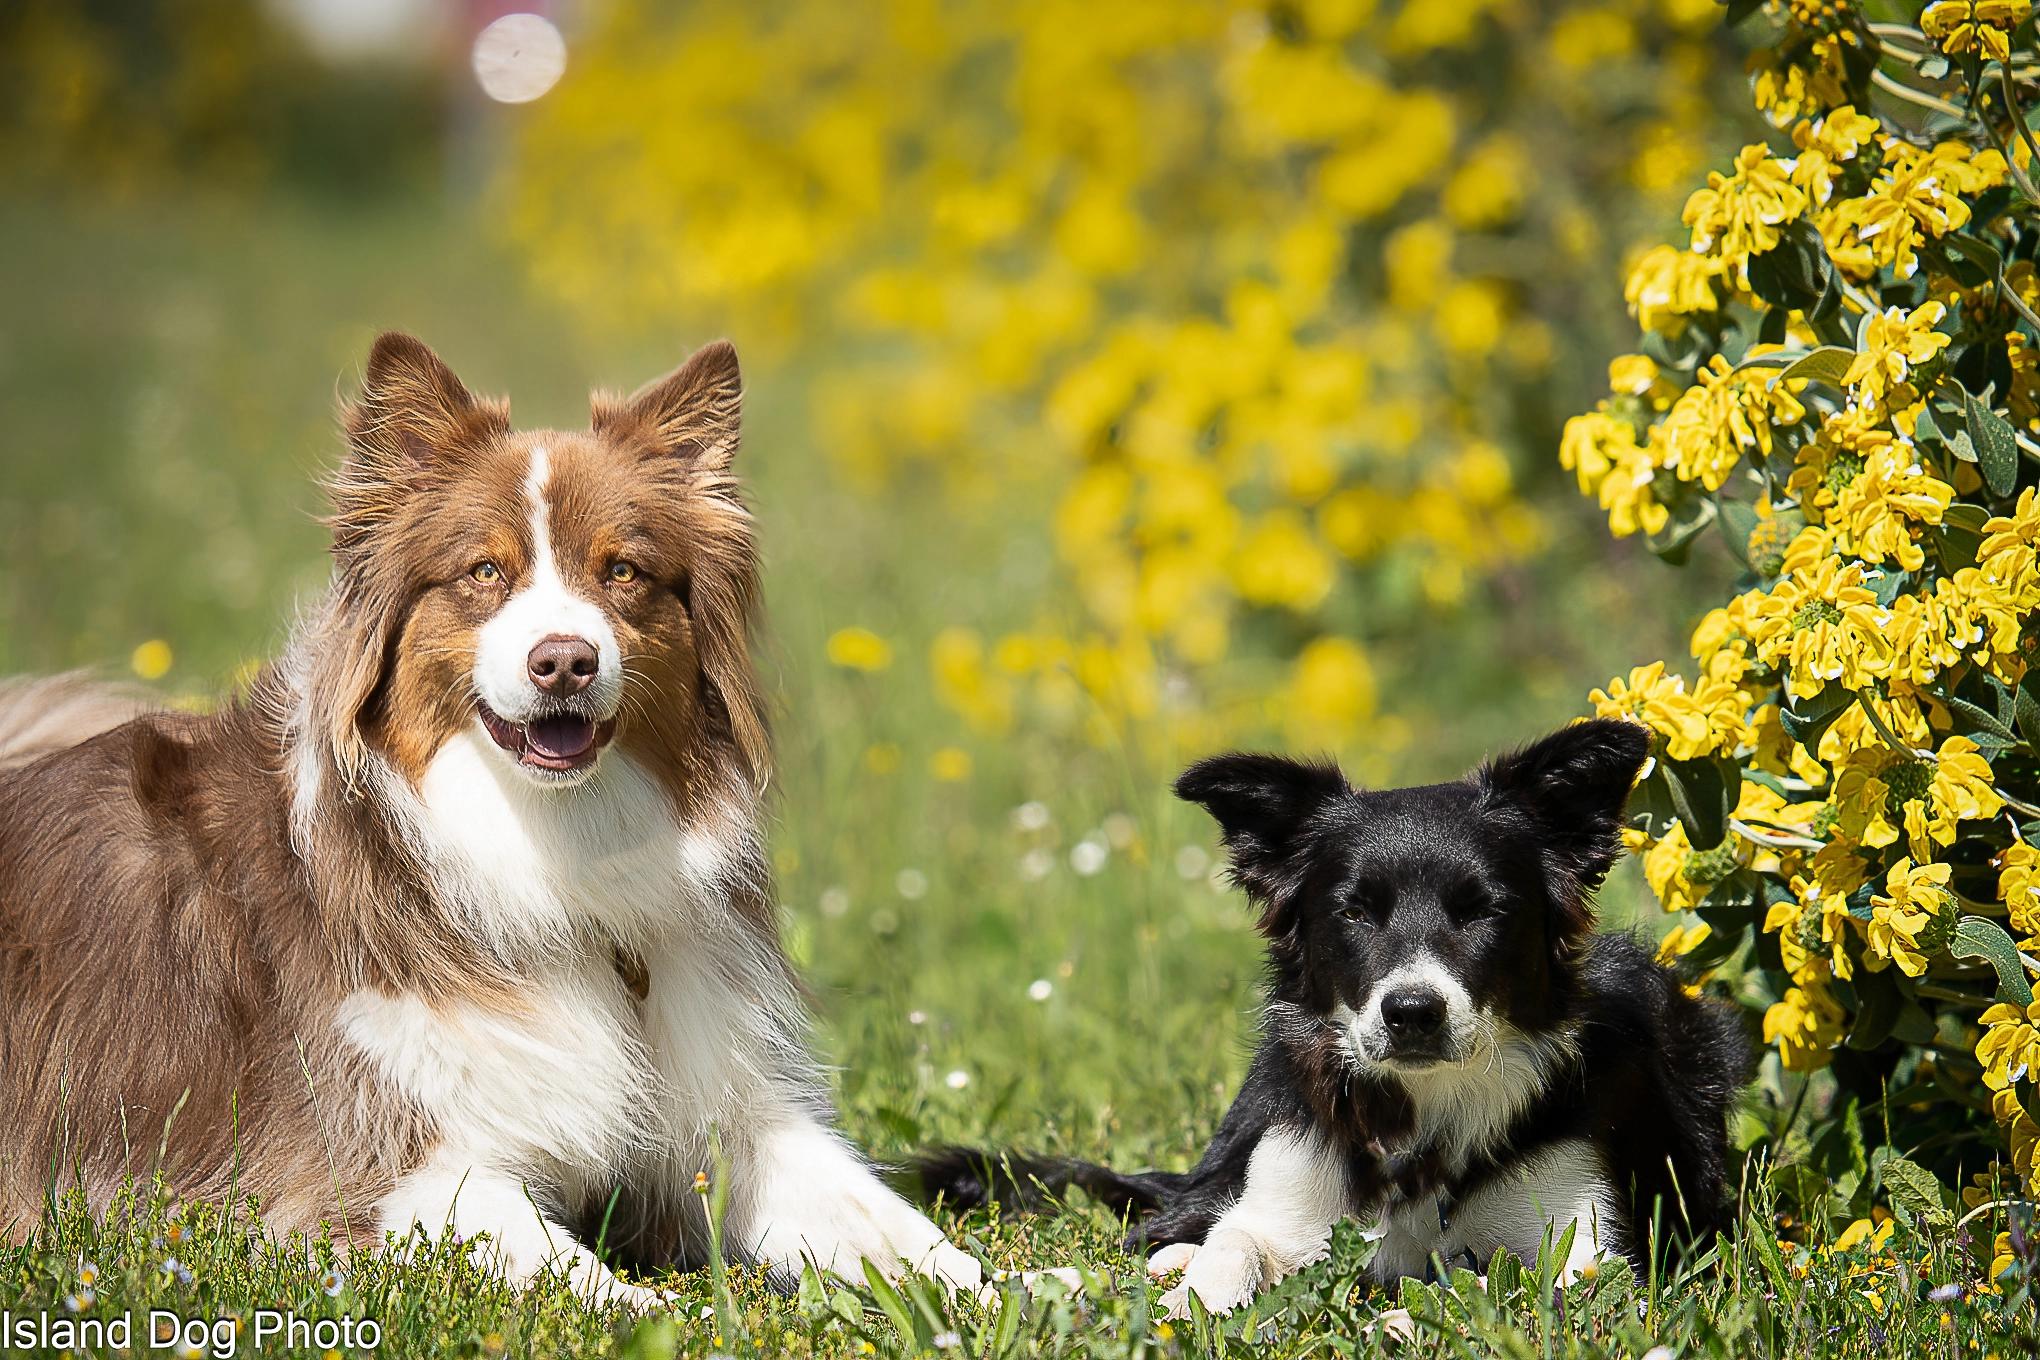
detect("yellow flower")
(1788, 105), (1881, 203)
(1284, 636), (1376, 745)
(131, 639), (173, 681)
(2011, 331), (2040, 429)
(1787, 406), (1896, 526)
(1998, 840), (2040, 946)
(1992, 1086), (2040, 1179)
(1977, 998), (2040, 1091)
(931, 628), (1016, 735)
(1656, 919), (1713, 965)
(1833, 737), (2003, 857)
(1608, 354), (1662, 399)
(1769, 878), (1859, 980)
(1919, 568), (2026, 679)
(827, 627), (894, 672)
(1865, 856), (1953, 977)
(1589, 661), (1747, 760)
(1441, 134), (1526, 229)
(1980, 485), (2040, 608)
(1560, 410), (1631, 497)
(1598, 432), (1672, 537)
(1765, 979), (1847, 1072)
(1842, 302), (1951, 413)
(1231, 511), (1336, 611)
(1653, 354), (1803, 492)
(1826, 142), (2003, 280)
(1833, 1214), (1897, 1255)
(929, 747), (973, 782)
(1830, 445), (1953, 572)
(1922, 1), (2033, 62)
(1624, 243), (1722, 333)
(1643, 823), (1713, 916)
(1741, 555), (1894, 699)
(1683, 144), (1809, 272)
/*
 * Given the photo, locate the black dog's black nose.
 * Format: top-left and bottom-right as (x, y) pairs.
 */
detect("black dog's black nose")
(1381, 987), (1448, 1040)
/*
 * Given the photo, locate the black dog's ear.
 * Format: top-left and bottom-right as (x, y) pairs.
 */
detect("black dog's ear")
(1480, 717), (1652, 932)
(1175, 753), (1348, 925)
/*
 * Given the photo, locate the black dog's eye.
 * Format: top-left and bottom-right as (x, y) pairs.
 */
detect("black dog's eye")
(1454, 890), (1504, 921)
(1337, 902), (1374, 926)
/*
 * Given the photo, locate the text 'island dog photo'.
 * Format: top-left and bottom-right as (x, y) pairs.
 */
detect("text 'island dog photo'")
(2, 1), (2039, 1357)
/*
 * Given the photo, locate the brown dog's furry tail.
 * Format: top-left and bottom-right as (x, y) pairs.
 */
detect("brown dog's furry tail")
(0, 672), (158, 771)
(910, 1146), (1183, 1219)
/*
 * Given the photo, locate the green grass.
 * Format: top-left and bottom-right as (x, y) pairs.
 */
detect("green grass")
(2, 187), (2035, 1356)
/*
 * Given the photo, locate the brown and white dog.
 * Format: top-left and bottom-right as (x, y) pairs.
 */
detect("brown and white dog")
(0, 334), (982, 1306)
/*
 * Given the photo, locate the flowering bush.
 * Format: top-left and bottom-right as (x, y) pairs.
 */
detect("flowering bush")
(508, 0), (1738, 769)
(1565, 0), (2040, 1224)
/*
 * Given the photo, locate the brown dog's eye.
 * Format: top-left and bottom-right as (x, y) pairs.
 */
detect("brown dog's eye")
(608, 561), (640, 584)
(471, 560), (502, 584)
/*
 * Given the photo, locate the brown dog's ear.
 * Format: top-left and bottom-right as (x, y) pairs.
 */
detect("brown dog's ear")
(343, 332), (506, 472)
(593, 339), (742, 469)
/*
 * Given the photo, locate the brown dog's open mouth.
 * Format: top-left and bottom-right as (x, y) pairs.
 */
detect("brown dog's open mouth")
(478, 704), (616, 774)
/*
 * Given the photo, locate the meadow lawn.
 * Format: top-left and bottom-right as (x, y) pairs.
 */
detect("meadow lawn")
(0, 188), (2032, 1358)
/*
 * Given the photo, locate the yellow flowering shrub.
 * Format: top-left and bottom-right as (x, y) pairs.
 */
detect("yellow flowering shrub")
(1568, 0), (2040, 1218)
(506, 0), (1735, 766)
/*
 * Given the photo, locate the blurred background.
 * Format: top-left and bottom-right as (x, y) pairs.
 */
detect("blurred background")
(0, 0), (1755, 1161)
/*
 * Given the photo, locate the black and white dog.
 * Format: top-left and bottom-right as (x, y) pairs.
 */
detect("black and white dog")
(923, 719), (1749, 1315)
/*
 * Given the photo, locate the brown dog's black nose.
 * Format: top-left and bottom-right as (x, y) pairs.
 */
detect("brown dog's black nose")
(528, 635), (599, 697)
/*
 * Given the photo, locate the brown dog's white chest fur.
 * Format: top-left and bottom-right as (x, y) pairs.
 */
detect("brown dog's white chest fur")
(334, 743), (780, 1179)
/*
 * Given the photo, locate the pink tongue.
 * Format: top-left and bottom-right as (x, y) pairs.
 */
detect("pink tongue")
(526, 715), (596, 759)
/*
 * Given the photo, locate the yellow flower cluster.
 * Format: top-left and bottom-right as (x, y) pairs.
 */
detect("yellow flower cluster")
(508, 0), (1729, 762)
(1570, 4), (2040, 1191)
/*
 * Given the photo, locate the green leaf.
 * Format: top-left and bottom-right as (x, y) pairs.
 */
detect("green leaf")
(863, 1259), (922, 1345)
(1928, 678), (2022, 747)
(1966, 390), (2020, 497)
(1944, 502), (1992, 532)
(1943, 232), (2007, 277)
(1748, 222), (1834, 312)
(796, 1264), (829, 1318)
(2019, 671), (2040, 750)
(1646, 494), (1717, 564)
(1769, 345), (1855, 389)
(620, 1318), (680, 1360)
(1778, 684), (1853, 748)
(1880, 1153), (1955, 1232)
(1916, 403), (1946, 445)
(1718, 498), (1760, 568)
(1846, 969), (1901, 1051)
(1627, 767), (1680, 841)
(1952, 915), (2035, 1004)
(1663, 756), (1738, 850)
(1749, 1216), (1793, 1298)
(990, 1284), (1023, 1354)
(1867, 567), (1909, 607)
(1485, 1246), (1522, 1301)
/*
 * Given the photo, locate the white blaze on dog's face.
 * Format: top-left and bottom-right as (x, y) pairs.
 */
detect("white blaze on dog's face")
(326, 333), (766, 804)
(1334, 953), (1481, 1072)
(465, 446), (628, 784)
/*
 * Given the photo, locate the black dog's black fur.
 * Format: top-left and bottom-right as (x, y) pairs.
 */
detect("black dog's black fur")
(921, 719), (1750, 1290)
